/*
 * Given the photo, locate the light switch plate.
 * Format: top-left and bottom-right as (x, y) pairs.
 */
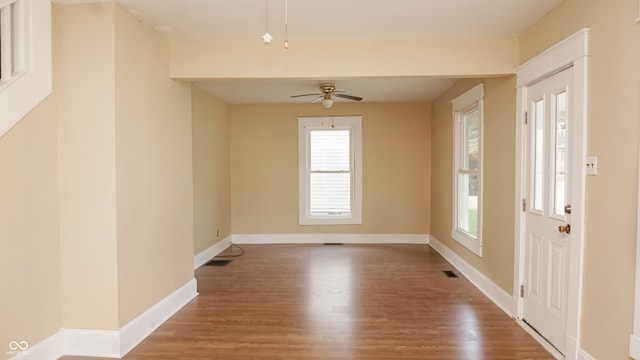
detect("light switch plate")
(585, 156), (597, 176)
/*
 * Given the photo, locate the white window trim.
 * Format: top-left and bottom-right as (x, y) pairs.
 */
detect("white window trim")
(451, 83), (484, 256)
(298, 116), (363, 225)
(0, 0), (52, 138)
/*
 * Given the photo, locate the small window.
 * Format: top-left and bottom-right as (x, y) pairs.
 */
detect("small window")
(0, 0), (52, 138)
(452, 84), (484, 256)
(1, 0), (25, 85)
(298, 116), (362, 225)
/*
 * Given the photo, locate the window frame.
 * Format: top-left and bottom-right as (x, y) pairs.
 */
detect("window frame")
(298, 116), (363, 226)
(451, 84), (484, 256)
(0, 0), (52, 138)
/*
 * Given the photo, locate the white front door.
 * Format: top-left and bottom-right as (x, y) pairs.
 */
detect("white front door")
(522, 67), (573, 354)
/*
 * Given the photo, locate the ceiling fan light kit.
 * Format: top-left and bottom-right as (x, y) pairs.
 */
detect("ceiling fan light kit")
(262, 0), (272, 44)
(321, 94), (334, 109)
(291, 83), (363, 108)
(261, 0), (289, 49)
(262, 32), (273, 44)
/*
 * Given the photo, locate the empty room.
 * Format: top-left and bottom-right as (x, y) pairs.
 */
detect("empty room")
(1, 0), (640, 359)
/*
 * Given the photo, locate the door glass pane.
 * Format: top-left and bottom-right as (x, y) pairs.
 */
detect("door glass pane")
(532, 99), (544, 212)
(553, 91), (567, 216)
(462, 107), (480, 170)
(458, 173), (478, 237)
(310, 172), (351, 215)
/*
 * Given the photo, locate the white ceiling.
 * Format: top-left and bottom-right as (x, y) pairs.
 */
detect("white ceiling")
(195, 77), (460, 105)
(112, 0), (563, 42)
(55, 0), (564, 104)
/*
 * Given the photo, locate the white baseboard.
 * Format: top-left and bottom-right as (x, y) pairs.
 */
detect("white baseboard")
(566, 335), (579, 360)
(631, 334), (640, 359)
(578, 348), (597, 360)
(428, 235), (513, 317)
(7, 330), (64, 360)
(63, 329), (120, 358)
(119, 278), (197, 356)
(63, 278), (197, 359)
(194, 236), (232, 269)
(232, 233), (430, 245)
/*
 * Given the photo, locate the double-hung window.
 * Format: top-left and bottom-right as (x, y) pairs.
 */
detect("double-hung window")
(452, 84), (484, 256)
(298, 116), (362, 225)
(0, 0), (52, 138)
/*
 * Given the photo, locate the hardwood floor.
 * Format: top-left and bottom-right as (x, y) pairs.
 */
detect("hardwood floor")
(63, 244), (553, 359)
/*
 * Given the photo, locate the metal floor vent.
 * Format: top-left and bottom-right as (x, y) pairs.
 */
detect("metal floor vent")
(443, 270), (459, 278)
(205, 259), (232, 266)
(323, 243), (344, 245)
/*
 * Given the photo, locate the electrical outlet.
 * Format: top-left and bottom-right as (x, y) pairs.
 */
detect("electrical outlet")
(216, 229), (221, 237)
(585, 156), (598, 176)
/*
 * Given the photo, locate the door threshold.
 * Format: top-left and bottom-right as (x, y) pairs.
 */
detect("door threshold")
(516, 319), (564, 360)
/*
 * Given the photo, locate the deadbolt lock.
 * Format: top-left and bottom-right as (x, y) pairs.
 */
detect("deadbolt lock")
(558, 224), (571, 234)
(564, 205), (572, 214)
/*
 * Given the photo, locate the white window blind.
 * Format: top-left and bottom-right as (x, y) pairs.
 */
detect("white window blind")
(309, 130), (351, 215)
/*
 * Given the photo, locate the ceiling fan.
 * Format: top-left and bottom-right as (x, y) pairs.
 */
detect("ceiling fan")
(291, 83), (363, 108)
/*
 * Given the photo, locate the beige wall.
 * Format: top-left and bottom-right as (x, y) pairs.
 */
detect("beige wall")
(520, 0), (640, 358)
(230, 102), (431, 234)
(170, 38), (519, 79)
(192, 86), (232, 254)
(3, 1), (639, 358)
(1, 2), (198, 347)
(56, 3), (120, 330)
(114, 6), (195, 326)
(431, 77), (516, 293)
(0, 94), (61, 356)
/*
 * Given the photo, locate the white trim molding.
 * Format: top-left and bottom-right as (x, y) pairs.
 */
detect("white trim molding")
(632, 144), (640, 359)
(514, 28), (589, 360)
(7, 330), (64, 359)
(63, 278), (197, 358)
(119, 279), (197, 356)
(232, 233), (430, 245)
(451, 83), (485, 256)
(194, 236), (233, 269)
(429, 236), (513, 316)
(577, 349), (597, 360)
(632, 334), (640, 359)
(298, 116), (363, 226)
(63, 329), (120, 358)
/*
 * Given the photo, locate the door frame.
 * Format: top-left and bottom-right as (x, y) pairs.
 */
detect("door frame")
(513, 29), (589, 359)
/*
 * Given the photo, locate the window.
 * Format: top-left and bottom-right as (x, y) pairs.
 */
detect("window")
(298, 116), (362, 225)
(452, 84), (484, 255)
(0, 0), (52, 138)
(1, 0), (24, 82)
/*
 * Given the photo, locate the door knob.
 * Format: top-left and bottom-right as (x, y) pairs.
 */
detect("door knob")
(558, 224), (571, 234)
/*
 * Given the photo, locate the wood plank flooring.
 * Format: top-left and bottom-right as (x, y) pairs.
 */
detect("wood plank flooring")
(63, 244), (553, 359)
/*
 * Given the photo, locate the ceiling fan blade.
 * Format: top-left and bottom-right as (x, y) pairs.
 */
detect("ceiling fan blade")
(291, 93), (322, 98)
(335, 93), (363, 101)
(311, 95), (324, 103)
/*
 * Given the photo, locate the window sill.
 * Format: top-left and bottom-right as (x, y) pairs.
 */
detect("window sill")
(451, 230), (483, 256)
(299, 216), (362, 226)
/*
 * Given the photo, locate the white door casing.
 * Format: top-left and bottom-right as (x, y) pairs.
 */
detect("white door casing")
(522, 68), (572, 354)
(514, 29), (589, 360)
